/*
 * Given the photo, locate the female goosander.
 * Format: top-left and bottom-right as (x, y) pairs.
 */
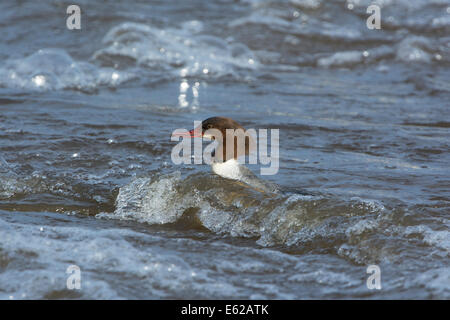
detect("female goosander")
(176, 116), (278, 194)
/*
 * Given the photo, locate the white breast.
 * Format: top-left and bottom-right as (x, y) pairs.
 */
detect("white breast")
(211, 159), (243, 180)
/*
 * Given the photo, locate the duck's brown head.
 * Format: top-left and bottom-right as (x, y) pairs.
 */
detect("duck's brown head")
(182, 116), (255, 162)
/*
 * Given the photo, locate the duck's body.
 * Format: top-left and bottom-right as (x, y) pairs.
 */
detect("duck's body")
(211, 158), (242, 180)
(211, 158), (277, 193)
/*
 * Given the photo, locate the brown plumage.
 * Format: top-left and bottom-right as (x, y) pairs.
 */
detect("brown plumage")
(194, 117), (255, 163)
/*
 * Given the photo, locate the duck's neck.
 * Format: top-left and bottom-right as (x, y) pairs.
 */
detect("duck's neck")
(211, 158), (243, 180)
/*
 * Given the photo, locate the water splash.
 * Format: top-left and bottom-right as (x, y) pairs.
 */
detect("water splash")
(93, 22), (259, 79)
(0, 48), (133, 92)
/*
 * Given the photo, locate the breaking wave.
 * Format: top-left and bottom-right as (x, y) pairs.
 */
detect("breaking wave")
(0, 48), (133, 92)
(93, 21), (259, 78)
(97, 172), (449, 266)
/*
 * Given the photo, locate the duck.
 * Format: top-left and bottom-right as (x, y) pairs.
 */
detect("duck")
(173, 116), (278, 194)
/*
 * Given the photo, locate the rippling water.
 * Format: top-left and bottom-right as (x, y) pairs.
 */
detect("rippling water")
(0, 0), (449, 299)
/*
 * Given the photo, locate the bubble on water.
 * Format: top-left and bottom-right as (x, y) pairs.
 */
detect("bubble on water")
(396, 36), (432, 63)
(32, 75), (46, 87)
(111, 72), (119, 81)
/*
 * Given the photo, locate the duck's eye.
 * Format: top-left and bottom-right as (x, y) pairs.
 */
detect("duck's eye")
(206, 124), (213, 129)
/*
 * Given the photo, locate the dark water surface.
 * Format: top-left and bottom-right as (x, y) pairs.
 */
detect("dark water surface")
(0, 0), (449, 299)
